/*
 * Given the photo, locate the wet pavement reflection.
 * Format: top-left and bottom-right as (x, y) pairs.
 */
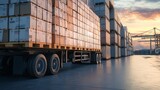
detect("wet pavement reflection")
(0, 55), (160, 90)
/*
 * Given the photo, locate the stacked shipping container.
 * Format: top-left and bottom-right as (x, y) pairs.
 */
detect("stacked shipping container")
(0, 0), (133, 60)
(0, 0), (101, 51)
(89, 0), (112, 60)
(0, 0), (52, 47)
(82, 0), (133, 59)
(127, 32), (133, 56)
(120, 26), (133, 56)
(110, 8), (122, 58)
(120, 26), (127, 57)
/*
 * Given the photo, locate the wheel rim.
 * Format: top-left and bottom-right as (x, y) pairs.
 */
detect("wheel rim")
(36, 58), (45, 74)
(96, 54), (99, 63)
(52, 57), (59, 71)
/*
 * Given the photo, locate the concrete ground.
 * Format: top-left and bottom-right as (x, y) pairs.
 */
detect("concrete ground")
(0, 55), (160, 90)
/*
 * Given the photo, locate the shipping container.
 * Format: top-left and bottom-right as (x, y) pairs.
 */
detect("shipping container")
(101, 30), (110, 45)
(121, 47), (127, 57)
(121, 26), (127, 39)
(102, 45), (110, 60)
(110, 31), (118, 45)
(111, 45), (118, 58)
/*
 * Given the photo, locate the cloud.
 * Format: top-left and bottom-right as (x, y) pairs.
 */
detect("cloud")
(116, 7), (160, 21)
(135, 0), (160, 3)
(133, 7), (160, 19)
(115, 0), (160, 20)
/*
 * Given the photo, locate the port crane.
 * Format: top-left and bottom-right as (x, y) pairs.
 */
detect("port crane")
(132, 27), (160, 54)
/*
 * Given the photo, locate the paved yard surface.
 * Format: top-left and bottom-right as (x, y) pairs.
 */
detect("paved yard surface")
(0, 55), (160, 90)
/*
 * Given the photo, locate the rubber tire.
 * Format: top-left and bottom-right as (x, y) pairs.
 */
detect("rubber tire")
(1, 56), (13, 74)
(98, 54), (102, 64)
(28, 54), (47, 78)
(47, 54), (60, 75)
(91, 53), (100, 64)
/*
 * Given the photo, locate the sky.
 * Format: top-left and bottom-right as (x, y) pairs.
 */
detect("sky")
(114, 0), (160, 50)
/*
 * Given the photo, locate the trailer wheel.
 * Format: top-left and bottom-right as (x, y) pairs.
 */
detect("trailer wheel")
(1, 56), (13, 74)
(98, 54), (102, 64)
(47, 54), (60, 75)
(28, 54), (47, 78)
(91, 53), (101, 64)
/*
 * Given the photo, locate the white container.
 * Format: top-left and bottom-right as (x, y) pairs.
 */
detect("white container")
(43, 9), (47, 21)
(37, 6), (43, 19)
(0, 18), (8, 30)
(38, 0), (45, 9)
(110, 8), (116, 19)
(110, 20), (118, 31)
(94, 5), (109, 19)
(9, 30), (19, 42)
(9, 29), (36, 42)
(0, 0), (9, 4)
(121, 26), (127, 38)
(9, 17), (19, 29)
(37, 19), (43, 31)
(121, 38), (126, 47)
(47, 12), (52, 23)
(111, 45), (118, 58)
(101, 30), (110, 45)
(110, 31), (118, 45)
(36, 30), (45, 43)
(102, 45), (110, 59)
(20, 16), (37, 29)
(47, 22), (53, 33)
(46, 33), (52, 44)
(41, 20), (46, 32)
(48, 0), (52, 12)
(37, 0), (43, 8)
(53, 25), (60, 35)
(9, 4), (19, 16)
(118, 47), (121, 58)
(19, 29), (36, 42)
(0, 5), (8, 17)
(47, 22), (52, 33)
(117, 34), (121, 46)
(121, 48), (127, 57)
(20, 2), (37, 17)
(100, 18), (110, 32)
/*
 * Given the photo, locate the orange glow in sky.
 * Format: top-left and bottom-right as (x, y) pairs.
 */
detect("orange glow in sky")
(115, 0), (160, 50)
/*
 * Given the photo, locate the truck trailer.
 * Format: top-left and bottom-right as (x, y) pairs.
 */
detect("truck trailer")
(0, 0), (101, 78)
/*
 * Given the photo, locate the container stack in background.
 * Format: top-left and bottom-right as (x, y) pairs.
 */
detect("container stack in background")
(121, 26), (133, 56)
(110, 8), (122, 59)
(82, 0), (133, 59)
(94, 0), (111, 60)
(82, 0), (113, 60)
(127, 32), (134, 56)
(0, 0), (53, 47)
(53, 0), (100, 50)
(120, 26), (127, 57)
